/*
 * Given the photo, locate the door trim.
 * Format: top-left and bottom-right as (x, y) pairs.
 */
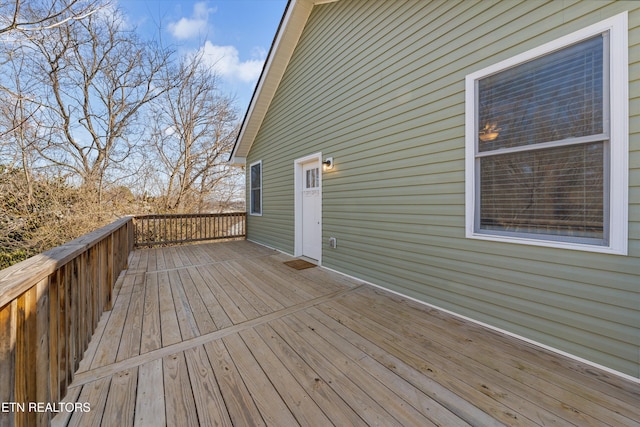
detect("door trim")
(294, 152), (322, 264)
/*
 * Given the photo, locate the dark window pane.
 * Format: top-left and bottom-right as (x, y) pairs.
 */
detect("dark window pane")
(251, 189), (261, 214)
(479, 35), (603, 152)
(480, 142), (604, 239)
(251, 163), (261, 189)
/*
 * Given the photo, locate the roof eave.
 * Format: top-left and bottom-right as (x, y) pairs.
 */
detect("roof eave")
(229, 0), (341, 166)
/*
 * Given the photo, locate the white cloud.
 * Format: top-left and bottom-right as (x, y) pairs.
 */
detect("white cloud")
(199, 42), (265, 83)
(168, 1), (215, 40)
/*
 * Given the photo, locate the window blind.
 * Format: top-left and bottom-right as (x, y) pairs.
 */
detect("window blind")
(478, 35), (604, 153)
(476, 35), (606, 241)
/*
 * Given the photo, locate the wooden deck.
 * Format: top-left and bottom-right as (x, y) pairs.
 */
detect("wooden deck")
(51, 240), (640, 426)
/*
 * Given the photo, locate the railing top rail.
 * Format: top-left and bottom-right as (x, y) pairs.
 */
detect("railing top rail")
(0, 216), (133, 309)
(134, 212), (246, 220)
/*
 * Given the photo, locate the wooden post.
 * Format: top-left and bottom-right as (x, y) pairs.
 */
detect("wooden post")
(35, 279), (51, 427)
(0, 301), (17, 427)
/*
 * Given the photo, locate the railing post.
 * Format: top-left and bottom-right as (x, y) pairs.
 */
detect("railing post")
(0, 300), (16, 427)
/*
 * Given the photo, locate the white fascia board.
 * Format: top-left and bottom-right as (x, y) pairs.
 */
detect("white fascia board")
(229, 156), (246, 166)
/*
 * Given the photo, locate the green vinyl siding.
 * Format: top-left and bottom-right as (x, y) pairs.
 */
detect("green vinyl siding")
(246, 0), (640, 378)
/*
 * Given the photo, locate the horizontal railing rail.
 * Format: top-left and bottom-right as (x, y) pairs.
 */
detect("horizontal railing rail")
(0, 216), (134, 427)
(133, 212), (246, 247)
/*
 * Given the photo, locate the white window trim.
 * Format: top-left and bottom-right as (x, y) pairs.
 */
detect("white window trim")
(249, 160), (263, 216)
(464, 12), (628, 255)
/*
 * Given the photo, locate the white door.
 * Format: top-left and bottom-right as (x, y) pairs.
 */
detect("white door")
(301, 161), (321, 261)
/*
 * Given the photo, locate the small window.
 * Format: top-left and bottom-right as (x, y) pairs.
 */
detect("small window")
(465, 13), (628, 254)
(250, 160), (262, 215)
(305, 167), (319, 189)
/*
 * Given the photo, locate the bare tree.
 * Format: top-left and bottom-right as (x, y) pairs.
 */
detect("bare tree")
(147, 54), (240, 213)
(0, 48), (43, 207)
(0, 0), (103, 35)
(25, 9), (174, 201)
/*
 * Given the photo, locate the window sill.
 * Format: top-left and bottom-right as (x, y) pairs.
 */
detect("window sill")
(465, 231), (627, 256)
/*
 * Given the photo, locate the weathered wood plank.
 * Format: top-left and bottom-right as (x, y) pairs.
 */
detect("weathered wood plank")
(168, 269), (199, 340)
(177, 246), (193, 267)
(146, 248), (157, 274)
(196, 264), (252, 324)
(76, 310), (111, 374)
(102, 367), (137, 427)
(0, 300), (17, 427)
(222, 333), (299, 426)
(186, 266), (233, 330)
(346, 287), (640, 426)
(319, 296), (538, 426)
(232, 258), (305, 306)
(239, 256), (317, 301)
(252, 255), (340, 296)
(177, 268), (218, 335)
(204, 264), (264, 320)
(35, 279), (51, 427)
(202, 339), (266, 426)
(253, 322), (368, 427)
(184, 345), (232, 426)
(277, 312), (437, 426)
(305, 305), (503, 426)
(296, 308), (474, 426)
(269, 315), (403, 426)
(238, 327), (334, 426)
(116, 283), (144, 362)
(135, 248), (150, 273)
(155, 247), (167, 272)
(157, 271), (182, 347)
(140, 272), (161, 354)
(66, 377), (111, 427)
(89, 276), (133, 369)
(50, 385), (81, 427)
(163, 352), (199, 427)
(134, 359), (165, 427)
(15, 287), (37, 427)
(222, 261), (285, 312)
(48, 272), (60, 404)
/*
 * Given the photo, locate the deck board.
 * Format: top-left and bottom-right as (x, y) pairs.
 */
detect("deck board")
(345, 289), (636, 426)
(139, 272), (161, 354)
(134, 359), (165, 427)
(202, 339), (266, 426)
(53, 240), (640, 426)
(184, 345), (233, 426)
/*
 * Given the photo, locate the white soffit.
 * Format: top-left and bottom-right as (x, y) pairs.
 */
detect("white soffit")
(230, 0), (341, 165)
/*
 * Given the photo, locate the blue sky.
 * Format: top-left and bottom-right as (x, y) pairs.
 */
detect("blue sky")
(119, 0), (288, 114)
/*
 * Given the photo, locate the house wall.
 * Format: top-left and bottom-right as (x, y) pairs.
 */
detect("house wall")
(246, 0), (640, 378)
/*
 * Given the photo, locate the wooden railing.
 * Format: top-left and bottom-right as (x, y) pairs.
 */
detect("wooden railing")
(133, 212), (246, 247)
(0, 212), (245, 426)
(0, 217), (134, 427)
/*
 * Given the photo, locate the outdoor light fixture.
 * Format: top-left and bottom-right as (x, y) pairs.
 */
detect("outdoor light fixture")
(323, 157), (334, 171)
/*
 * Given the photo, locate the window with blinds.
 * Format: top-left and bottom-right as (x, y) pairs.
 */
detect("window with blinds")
(465, 12), (628, 254)
(477, 35), (607, 243)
